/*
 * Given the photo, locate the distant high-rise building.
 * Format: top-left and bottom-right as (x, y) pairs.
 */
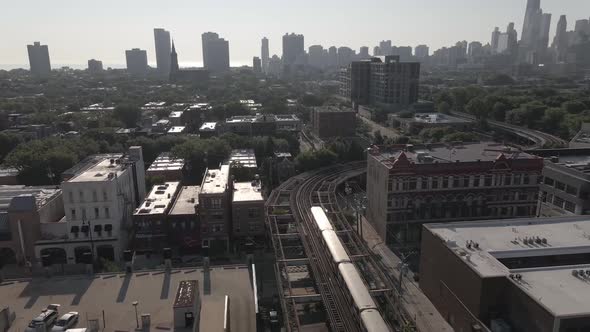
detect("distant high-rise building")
(391, 46), (413, 61)
(468, 41), (483, 59)
(308, 45), (325, 68)
(539, 13), (552, 49)
(169, 41), (210, 85)
(415, 45), (430, 59)
(379, 40), (392, 55)
(267, 55), (282, 77)
(170, 41), (179, 74)
(125, 48), (148, 77)
(253, 57), (262, 73)
(328, 46), (338, 67)
(491, 27), (501, 53)
(27, 42), (51, 78)
(553, 15), (569, 62)
(337, 47), (354, 67)
(261, 37), (269, 73)
(202, 32), (230, 72)
(373, 46), (381, 56)
(87, 59), (103, 73)
(506, 23), (519, 55)
(282, 33), (304, 65)
(153, 28), (171, 78)
(521, 0), (541, 47)
(574, 19), (590, 44)
(359, 46), (370, 59)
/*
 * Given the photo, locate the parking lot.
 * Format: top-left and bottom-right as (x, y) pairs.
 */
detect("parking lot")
(2, 266), (256, 332)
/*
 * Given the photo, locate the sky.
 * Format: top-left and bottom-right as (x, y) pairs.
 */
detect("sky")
(2, 0), (590, 69)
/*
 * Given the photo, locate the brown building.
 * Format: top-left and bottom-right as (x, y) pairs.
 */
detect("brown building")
(231, 181), (264, 246)
(199, 165), (232, 255)
(146, 153), (185, 182)
(168, 185), (200, 255)
(311, 106), (356, 138)
(366, 143), (543, 249)
(132, 182), (181, 251)
(421, 216), (590, 332)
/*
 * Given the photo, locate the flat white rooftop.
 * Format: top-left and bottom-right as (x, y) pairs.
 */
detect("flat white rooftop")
(229, 149), (257, 168)
(147, 154), (185, 172)
(167, 126), (186, 134)
(201, 165), (229, 195)
(199, 122), (217, 131)
(233, 182), (263, 203)
(68, 156), (127, 183)
(427, 216), (590, 317)
(169, 186), (200, 215)
(135, 182), (180, 215)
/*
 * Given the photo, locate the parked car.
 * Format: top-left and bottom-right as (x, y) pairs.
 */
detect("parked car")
(51, 312), (79, 332)
(25, 310), (58, 332)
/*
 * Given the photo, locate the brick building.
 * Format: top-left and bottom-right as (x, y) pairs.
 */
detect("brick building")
(366, 143), (543, 248)
(231, 181), (264, 248)
(311, 106), (356, 138)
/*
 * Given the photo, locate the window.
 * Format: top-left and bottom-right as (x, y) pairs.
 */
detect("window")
(523, 174), (530, 185)
(514, 174), (521, 185)
(68, 191), (74, 203)
(555, 181), (566, 191)
(79, 190), (85, 202)
(212, 212), (223, 220)
(566, 185), (577, 196)
(565, 201), (576, 213)
(92, 190), (98, 201)
(248, 208), (260, 218)
(409, 179), (417, 190)
(432, 178), (439, 189)
(210, 198), (222, 209)
(105, 207), (110, 218)
(103, 190), (108, 201)
(81, 208), (87, 220)
(463, 176), (470, 187)
(71, 209), (77, 220)
(473, 175), (480, 187)
(421, 178), (428, 190)
(484, 175), (493, 186)
(553, 196), (565, 209)
(504, 175), (512, 186)
(94, 208), (99, 219)
(453, 176), (460, 188)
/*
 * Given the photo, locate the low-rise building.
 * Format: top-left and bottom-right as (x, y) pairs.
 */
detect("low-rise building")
(220, 114), (301, 136)
(569, 123), (590, 148)
(147, 153), (185, 182)
(271, 152), (296, 185)
(199, 122), (217, 138)
(169, 111), (184, 126)
(231, 181), (265, 246)
(153, 119), (171, 133)
(311, 106), (356, 138)
(167, 126), (186, 135)
(199, 165), (231, 255)
(391, 112), (472, 134)
(229, 149), (257, 181)
(421, 216), (590, 332)
(366, 143), (543, 248)
(168, 186), (200, 255)
(132, 182), (180, 251)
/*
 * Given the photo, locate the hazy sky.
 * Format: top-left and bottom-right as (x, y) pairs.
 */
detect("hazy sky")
(2, 0), (590, 68)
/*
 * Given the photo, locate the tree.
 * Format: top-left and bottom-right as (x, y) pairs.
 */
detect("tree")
(464, 97), (489, 119)
(563, 101), (587, 114)
(171, 138), (231, 181)
(373, 130), (385, 145)
(295, 149), (338, 172)
(113, 104), (141, 128)
(437, 101), (452, 114)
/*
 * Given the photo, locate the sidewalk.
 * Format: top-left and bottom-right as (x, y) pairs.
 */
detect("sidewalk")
(360, 216), (453, 332)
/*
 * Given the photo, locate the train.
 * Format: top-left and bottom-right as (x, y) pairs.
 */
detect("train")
(310, 207), (390, 332)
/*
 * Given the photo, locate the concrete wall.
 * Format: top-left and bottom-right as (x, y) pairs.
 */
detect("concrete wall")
(366, 154), (389, 242)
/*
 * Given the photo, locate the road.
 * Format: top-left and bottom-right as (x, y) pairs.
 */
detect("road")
(360, 217), (453, 332)
(358, 115), (400, 139)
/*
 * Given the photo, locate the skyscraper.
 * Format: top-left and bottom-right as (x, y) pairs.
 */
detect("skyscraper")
(170, 41), (179, 75)
(328, 46), (338, 67)
(491, 27), (501, 53)
(539, 13), (552, 49)
(379, 40), (392, 55)
(308, 45), (325, 68)
(414, 45), (430, 59)
(359, 46), (370, 59)
(125, 48), (148, 77)
(553, 15), (569, 62)
(27, 42), (51, 78)
(261, 37), (269, 73)
(521, 0), (541, 47)
(282, 33), (304, 66)
(87, 59), (103, 73)
(337, 47), (355, 67)
(154, 28), (171, 78)
(202, 32), (230, 72)
(253, 57), (262, 73)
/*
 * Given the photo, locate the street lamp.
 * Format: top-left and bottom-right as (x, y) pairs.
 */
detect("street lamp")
(83, 219), (95, 263)
(132, 301), (139, 329)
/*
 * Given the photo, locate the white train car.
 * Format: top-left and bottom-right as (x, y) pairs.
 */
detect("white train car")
(338, 263), (377, 311)
(322, 230), (351, 264)
(360, 309), (390, 332)
(311, 206), (334, 232)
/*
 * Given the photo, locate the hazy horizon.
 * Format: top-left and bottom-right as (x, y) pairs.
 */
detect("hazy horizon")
(3, 0), (590, 70)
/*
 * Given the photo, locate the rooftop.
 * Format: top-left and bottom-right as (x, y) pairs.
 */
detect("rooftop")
(229, 149), (257, 168)
(233, 181), (263, 203)
(371, 142), (539, 167)
(67, 156), (128, 183)
(2, 267), (255, 332)
(401, 112), (471, 124)
(143, 101), (167, 108)
(427, 216), (590, 317)
(201, 165), (230, 195)
(147, 153), (185, 172)
(187, 103), (212, 111)
(169, 186), (200, 215)
(314, 106), (355, 113)
(167, 126), (186, 134)
(169, 111), (183, 118)
(0, 186), (61, 212)
(199, 122), (217, 131)
(134, 182), (180, 216)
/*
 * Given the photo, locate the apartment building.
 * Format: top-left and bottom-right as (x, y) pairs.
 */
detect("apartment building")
(199, 165), (232, 255)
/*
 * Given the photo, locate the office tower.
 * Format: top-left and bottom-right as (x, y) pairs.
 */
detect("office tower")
(539, 13), (552, 49)
(506, 23), (519, 55)
(379, 40), (392, 55)
(261, 37), (269, 73)
(468, 41), (483, 59)
(253, 57), (262, 73)
(359, 46), (370, 59)
(553, 15), (569, 62)
(392, 46), (413, 61)
(202, 32), (230, 72)
(154, 28), (171, 78)
(27, 42), (51, 78)
(342, 56), (420, 109)
(308, 45), (325, 68)
(328, 46), (338, 67)
(337, 47), (354, 67)
(267, 55), (282, 77)
(575, 19), (590, 44)
(521, 0), (541, 47)
(87, 59), (103, 73)
(282, 33), (304, 65)
(373, 46), (381, 56)
(491, 27), (501, 53)
(415, 45), (429, 58)
(169, 41), (210, 85)
(125, 48), (148, 77)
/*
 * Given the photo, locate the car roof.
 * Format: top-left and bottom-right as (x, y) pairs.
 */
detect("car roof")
(35, 310), (57, 320)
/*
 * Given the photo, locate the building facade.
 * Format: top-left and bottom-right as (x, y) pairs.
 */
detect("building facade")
(202, 32), (230, 73)
(154, 28), (171, 78)
(199, 165), (232, 255)
(27, 42), (51, 78)
(87, 59), (103, 73)
(311, 106), (356, 138)
(366, 143), (543, 248)
(125, 48), (148, 77)
(231, 181), (265, 248)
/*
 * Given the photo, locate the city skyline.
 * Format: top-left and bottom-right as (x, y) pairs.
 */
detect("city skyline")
(2, 0), (590, 69)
